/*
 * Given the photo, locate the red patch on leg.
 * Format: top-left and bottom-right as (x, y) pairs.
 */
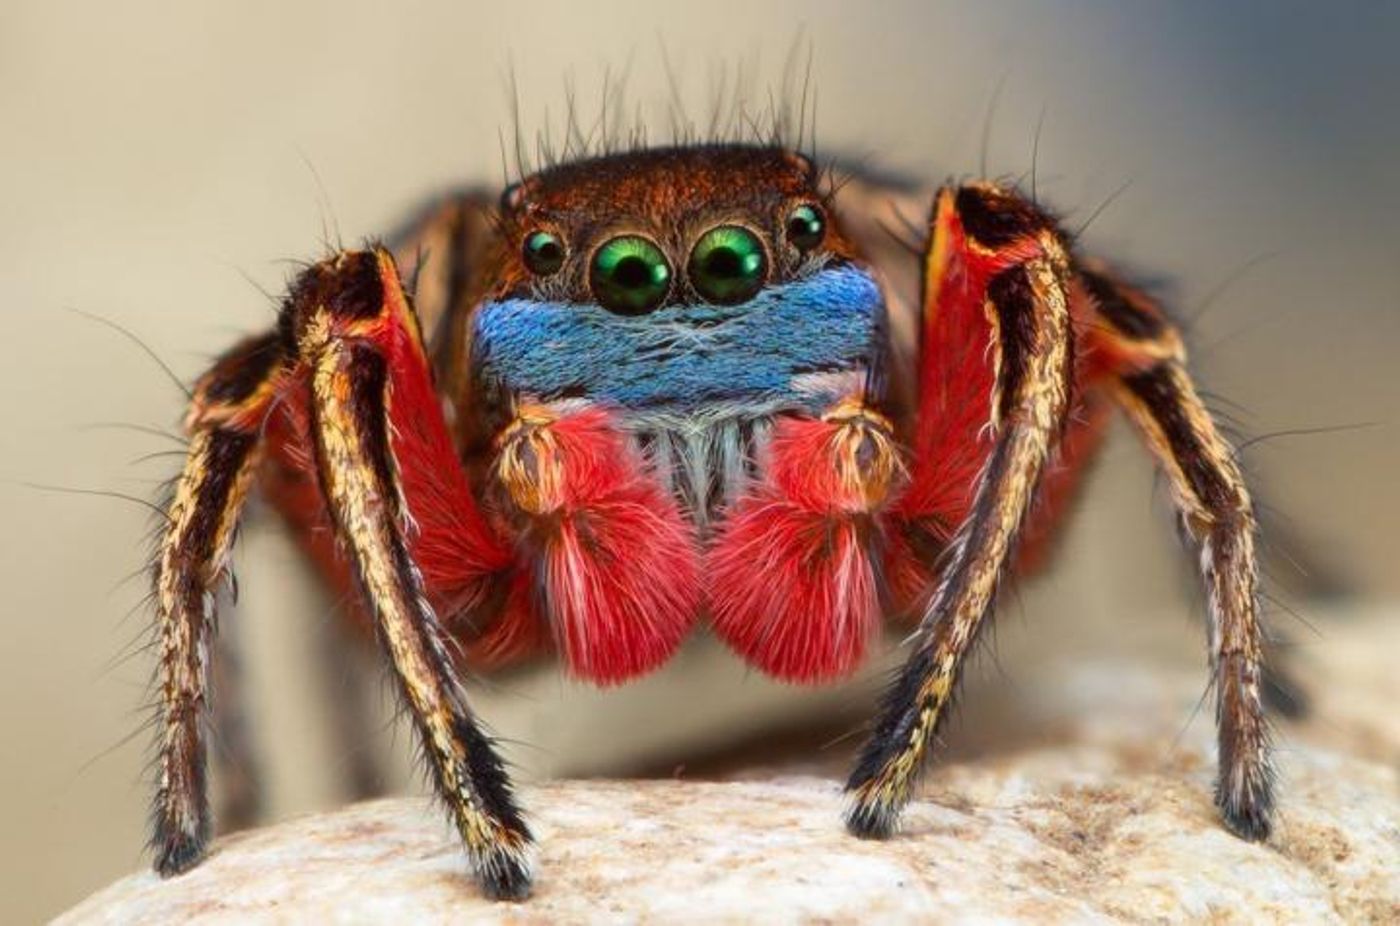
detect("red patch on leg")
(707, 418), (886, 683)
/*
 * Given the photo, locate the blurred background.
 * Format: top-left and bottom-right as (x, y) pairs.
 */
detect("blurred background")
(2, 1), (1397, 921)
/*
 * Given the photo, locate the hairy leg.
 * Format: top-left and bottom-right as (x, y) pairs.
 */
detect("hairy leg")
(846, 184), (1076, 836)
(1013, 393), (1112, 575)
(1081, 264), (1273, 839)
(152, 249), (535, 898)
(152, 333), (279, 873)
(295, 249), (531, 896)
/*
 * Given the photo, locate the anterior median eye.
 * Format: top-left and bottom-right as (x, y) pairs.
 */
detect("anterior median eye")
(786, 203), (825, 251)
(590, 235), (672, 315)
(687, 225), (768, 305)
(523, 230), (565, 275)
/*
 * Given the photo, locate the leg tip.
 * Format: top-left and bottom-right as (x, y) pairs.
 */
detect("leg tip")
(1216, 761), (1275, 843)
(844, 798), (899, 841)
(153, 831), (207, 877)
(477, 849), (533, 902)
(1220, 799), (1273, 843)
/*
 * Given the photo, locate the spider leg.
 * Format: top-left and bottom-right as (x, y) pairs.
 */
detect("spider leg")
(153, 249), (533, 899)
(845, 184), (1075, 837)
(1080, 264), (1273, 840)
(296, 250), (531, 896)
(152, 333), (277, 874)
(1013, 392), (1112, 575)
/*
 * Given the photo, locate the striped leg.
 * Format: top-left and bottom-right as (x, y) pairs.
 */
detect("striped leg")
(153, 249), (533, 898)
(1082, 265), (1273, 840)
(846, 184), (1075, 837)
(295, 250), (530, 896)
(153, 333), (280, 873)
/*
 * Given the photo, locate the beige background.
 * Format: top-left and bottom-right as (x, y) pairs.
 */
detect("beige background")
(2, 2), (1397, 921)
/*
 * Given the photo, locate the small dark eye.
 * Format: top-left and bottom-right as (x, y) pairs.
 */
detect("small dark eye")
(590, 235), (672, 315)
(688, 225), (768, 305)
(786, 203), (825, 251)
(523, 230), (565, 275)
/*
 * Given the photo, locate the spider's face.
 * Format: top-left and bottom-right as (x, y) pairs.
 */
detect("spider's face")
(470, 146), (887, 429)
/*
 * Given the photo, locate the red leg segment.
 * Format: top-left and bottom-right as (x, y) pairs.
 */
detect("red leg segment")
(847, 184), (1076, 836)
(153, 249), (535, 898)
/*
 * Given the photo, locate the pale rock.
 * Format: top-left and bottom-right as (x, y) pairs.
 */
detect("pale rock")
(60, 741), (1398, 924)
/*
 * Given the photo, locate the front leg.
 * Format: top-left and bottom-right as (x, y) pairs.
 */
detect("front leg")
(153, 248), (531, 897)
(846, 185), (1075, 836)
(296, 250), (531, 897)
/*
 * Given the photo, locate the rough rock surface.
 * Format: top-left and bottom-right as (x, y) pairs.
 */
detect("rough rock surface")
(60, 741), (1398, 924)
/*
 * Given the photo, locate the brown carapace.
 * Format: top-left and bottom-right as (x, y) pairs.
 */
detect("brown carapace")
(150, 142), (1274, 899)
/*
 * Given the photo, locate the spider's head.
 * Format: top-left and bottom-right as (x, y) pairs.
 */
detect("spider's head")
(491, 145), (859, 307)
(472, 145), (887, 424)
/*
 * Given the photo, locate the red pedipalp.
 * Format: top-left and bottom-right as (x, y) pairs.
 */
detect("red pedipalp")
(491, 409), (703, 684)
(708, 414), (892, 683)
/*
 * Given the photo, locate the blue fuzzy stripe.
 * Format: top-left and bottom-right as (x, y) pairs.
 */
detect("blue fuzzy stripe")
(472, 264), (883, 411)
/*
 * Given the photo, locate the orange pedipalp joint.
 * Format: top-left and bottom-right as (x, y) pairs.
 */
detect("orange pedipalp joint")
(494, 403), (566, 515)
(820, 396), (903, 511)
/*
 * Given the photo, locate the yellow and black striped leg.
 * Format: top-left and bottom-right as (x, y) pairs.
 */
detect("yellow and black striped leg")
(154, 250), (530, 897)
(298, 251), (531, 898)
(153, 334), (280, 874)
(1088, 268), (1273, 840)
(846, 187), (1075, 837)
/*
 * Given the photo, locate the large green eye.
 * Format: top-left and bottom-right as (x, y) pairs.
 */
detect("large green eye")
(522, 230), (565, 275)
(786, 203), (825, 251)
(688, 225), (768, 305)
(590, 235), (671, 315)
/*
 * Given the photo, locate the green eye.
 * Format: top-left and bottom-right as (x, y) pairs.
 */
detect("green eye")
(688, 225), (768, 305)
(590, 235), (671, 315)
(523, 230), (565, 275)
(786, 204), (825, 251)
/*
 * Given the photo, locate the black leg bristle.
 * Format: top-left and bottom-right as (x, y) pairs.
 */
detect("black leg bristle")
(844, 798), (898, 840)
(478, 850), (533, 902)
(153, 829), (206, 878)
(1219, 791), (1274, 843)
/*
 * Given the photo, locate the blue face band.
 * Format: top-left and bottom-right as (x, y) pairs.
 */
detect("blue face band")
(472, 264), (884, 413)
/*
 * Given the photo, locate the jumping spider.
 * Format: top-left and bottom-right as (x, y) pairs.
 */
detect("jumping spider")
(151, 143), (1273, 899)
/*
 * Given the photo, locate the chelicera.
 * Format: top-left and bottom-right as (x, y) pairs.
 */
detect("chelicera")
(150, 142), (1273, 899)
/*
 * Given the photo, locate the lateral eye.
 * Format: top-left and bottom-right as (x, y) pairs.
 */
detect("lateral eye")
(786, 203), (825, 251)
(590, 235), (672, 315)
(522, 230), (565, 276)
(688, 225), (768, 305)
